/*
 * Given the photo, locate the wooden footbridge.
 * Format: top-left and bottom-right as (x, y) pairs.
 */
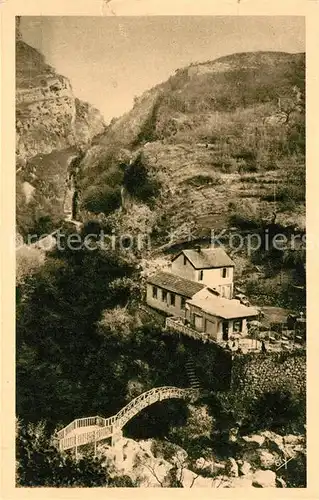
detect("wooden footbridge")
(55, 386), (199, 456)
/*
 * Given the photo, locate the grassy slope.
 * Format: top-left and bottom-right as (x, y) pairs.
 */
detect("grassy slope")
(79, 51), (305, 235)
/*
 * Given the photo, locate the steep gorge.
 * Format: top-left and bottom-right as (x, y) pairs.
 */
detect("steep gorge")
(16, 18), (105, 238)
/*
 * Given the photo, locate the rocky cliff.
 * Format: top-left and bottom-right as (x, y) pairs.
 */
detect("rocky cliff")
(16, 33), (106, 163)
(74, 51), (305, 310)
(16, 26), (106, 237)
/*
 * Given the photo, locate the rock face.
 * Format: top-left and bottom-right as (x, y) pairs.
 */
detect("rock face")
(16, 30), (106, 237)
(16, 40), (105, 163)
(252, 469), (277, 488)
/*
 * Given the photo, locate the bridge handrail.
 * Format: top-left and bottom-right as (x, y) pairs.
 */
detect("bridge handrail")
(56, 386), (196, 441)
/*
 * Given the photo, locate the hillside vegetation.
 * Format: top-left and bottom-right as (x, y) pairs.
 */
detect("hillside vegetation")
(78, 51), (305, 241)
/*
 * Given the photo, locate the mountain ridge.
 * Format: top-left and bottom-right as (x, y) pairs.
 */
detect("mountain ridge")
(77, 50), (305, 245)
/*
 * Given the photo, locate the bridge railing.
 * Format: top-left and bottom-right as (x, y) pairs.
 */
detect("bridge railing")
(57, 415), (103, 439)
(56, 386), (197, 451)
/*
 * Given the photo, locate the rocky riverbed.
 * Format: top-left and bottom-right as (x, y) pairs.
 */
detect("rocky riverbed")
(96, 429), (305, 488)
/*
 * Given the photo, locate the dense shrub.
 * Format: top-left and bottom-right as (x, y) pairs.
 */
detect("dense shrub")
(16, 420), (108, 487)
(123, 153), (160, 205)
(244, 391), (305, 434)
(82, 185), (121, 214)
(16, 419), (138, 487)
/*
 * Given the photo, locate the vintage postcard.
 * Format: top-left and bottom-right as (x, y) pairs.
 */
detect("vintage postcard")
(1, 0), (319, 498)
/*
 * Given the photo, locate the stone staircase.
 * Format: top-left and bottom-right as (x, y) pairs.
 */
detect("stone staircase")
(185, 355), (201, 390)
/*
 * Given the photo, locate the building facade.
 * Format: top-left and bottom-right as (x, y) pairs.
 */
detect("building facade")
(185, 288), (258, 342)
(170, 248), (234, 299)
(146, 271), (205, 317)
(146, 247), (258, 344)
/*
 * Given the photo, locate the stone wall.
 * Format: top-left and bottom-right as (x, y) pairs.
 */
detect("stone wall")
(184, 336), (305, 400)
(230, 349), (306, 399)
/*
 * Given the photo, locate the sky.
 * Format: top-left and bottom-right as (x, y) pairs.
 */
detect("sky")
(20, 16), (305, 123)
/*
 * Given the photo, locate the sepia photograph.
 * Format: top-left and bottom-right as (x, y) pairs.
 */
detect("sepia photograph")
(14, 13), (306, 489)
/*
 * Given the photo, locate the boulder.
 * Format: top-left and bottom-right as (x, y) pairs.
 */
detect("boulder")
(182, 468), (215, 488)
(239, 460), (252, 476)
(283, 434), (303, 445)
(252, 469), (277, 488)
(256, 449), (278, 469)
(225, 457), (239, 477)
(214, 461), (226, 471)
(231, 476), (254, 488)
(241, 434), (265, 448)
(261, 430), (285, 454)
(276, 476), (287, 488)
(195, 457), (206, 469)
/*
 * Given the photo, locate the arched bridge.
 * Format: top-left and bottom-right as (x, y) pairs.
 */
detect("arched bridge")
(56, 386), (199, 453)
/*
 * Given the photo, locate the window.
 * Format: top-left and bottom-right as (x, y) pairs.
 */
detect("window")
(221, 267), (228, 278)
(152, 286), (158, 299)
(183, 256), (187, 266)
(181, 296), (186, 309)
(233, 319), (243, 332)
(162, 290), (167, 302)
(170, 293), (176, 306)
(194, 314), (203, 330)
(198, 270), (204, 281)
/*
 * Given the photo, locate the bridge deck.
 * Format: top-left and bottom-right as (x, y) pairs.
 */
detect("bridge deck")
(66, 425), (100, 438)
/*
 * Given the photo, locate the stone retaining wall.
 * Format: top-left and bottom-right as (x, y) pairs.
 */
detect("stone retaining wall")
(230, 349), (306, 398)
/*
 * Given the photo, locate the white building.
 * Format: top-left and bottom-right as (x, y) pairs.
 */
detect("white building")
(170, 247), (234, 299)
(185, 287), (258, 342)
(146, 271), (205, 317)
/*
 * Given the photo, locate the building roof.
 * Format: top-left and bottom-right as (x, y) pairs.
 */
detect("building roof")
(147, 271), (205, 298)
(187, 289), (258, 320)
(172, 248), (234, 269)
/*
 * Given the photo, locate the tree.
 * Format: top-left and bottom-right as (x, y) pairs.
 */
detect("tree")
(246, 390), (305, 434)
(82, 185), (121, 214)
(16, 246), (139, 425)
(98, 306), (136, 340)
(16, 419), (108, 487)
(16, 246), (45, 282)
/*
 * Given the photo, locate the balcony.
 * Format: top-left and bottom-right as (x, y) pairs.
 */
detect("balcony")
(166, 317), (209, 342)
(166, 317), (211, 343)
